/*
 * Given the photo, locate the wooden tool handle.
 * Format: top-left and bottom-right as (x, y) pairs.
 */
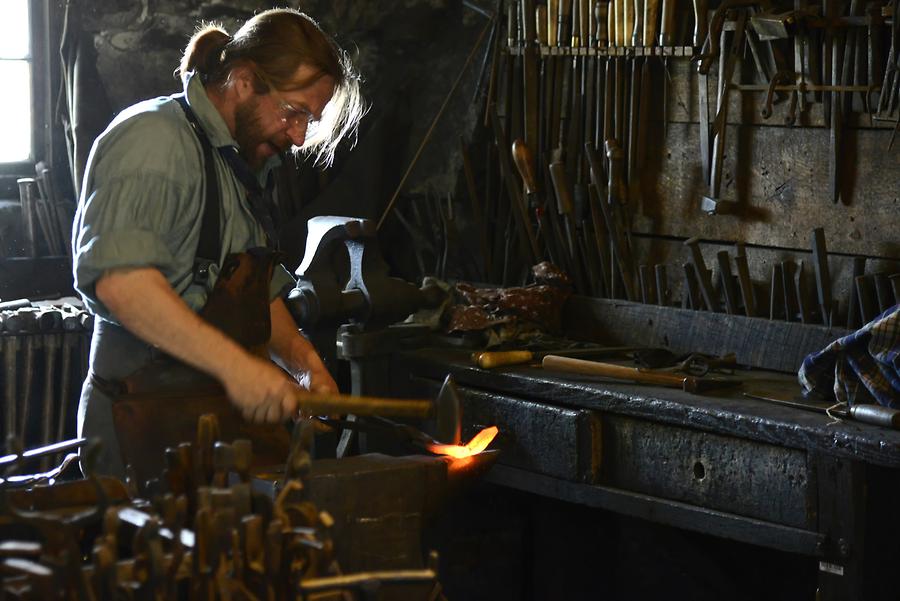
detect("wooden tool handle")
(543, 355), (691, 389)
(643, 0), (660, 46)
(615, 0), (625, 46)
(622, 0), (633, 47)
(604, 139), (626, 205)
(692, 0), (709, 47)
(549, 0), (560, 46)
(583, 0), (593, 44)
(537, 5), (549, 46)
(632, 0), (644, 46)
(572, 0), (582, 45)
(596, 1), (609, 47)
(559, 0), (573, 46)
(609, 0), (618, 46)
(473, 350), (535, 369)
(549, 161), (575, 215)
(512, 139), (539, 195)
(297, 392), (433, 418)
(850, 405), (900, 429)
(522, 0), (537, 44)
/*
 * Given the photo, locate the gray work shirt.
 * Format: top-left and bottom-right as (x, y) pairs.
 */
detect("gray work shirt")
(72, 72), (295, 476)
(73, 71), (294, 313)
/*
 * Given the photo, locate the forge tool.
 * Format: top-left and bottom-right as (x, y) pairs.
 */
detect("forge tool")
(743, 392), (900, 429)
(472, 345), (635, 369)
(512, 138), (565, 270)
(542, 355), (742, 393)
(699, 8), (748, 216)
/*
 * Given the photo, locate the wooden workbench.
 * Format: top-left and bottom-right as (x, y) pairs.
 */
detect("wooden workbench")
(388, 337), (900, 600)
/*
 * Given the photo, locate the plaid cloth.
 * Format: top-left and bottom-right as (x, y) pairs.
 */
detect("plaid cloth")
(799, 305), (900, 406)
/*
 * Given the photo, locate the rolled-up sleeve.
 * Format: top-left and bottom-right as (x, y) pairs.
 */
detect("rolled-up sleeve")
(73, 109), (202, 318)
(74, 175), (193, 297)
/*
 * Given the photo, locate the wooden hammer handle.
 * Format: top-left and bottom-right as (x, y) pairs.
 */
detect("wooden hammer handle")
(543, 355), (691, 389)
(296, 392), (433, 418)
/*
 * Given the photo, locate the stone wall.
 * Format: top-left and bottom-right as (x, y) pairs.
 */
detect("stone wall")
(64, 0), (491, 271)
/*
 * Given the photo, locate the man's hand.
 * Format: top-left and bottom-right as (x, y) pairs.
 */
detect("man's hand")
(221, 354), (302, 423)
(288, 346), (338, 394)
(96, 267), (304, 424)
(268, 298), (339, 397)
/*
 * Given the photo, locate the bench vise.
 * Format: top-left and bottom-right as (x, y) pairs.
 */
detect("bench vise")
(286, 216), (445, 331)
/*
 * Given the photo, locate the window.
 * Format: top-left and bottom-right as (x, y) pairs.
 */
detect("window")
(0, 0), (33, 164)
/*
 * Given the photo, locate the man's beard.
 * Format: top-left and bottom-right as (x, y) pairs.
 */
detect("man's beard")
(234, 95), (276, 170)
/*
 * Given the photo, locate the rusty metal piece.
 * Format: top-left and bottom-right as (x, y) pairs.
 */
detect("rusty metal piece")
(781, 260), (799, 322)
(17, 335), (36, 444)
(638, 265), (653, 304)
(695, 1), (760, 74)
(733, 246), (756, 317)
(39, 332), (59, 470)
(655, 264), (668, 306)
(211, 441), (233, 489)
(3, 335), (20, 443)
(761, 71), (795, 119)
(701, 11), (748, 216)
(681, 263), (701, 310)
(769, 263), (785, 321)
(684, 238), (719, 312)
(716, 251), (739, 315)
(810, 228), (833, 326)
(586, 143), (632, 300)
(794, 260), (812, 324)
(603, 139), (637, 300)
(56, 332), (77, 441)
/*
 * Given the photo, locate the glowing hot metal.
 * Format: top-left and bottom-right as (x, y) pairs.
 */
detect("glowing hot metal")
(426, 426), (498, 459)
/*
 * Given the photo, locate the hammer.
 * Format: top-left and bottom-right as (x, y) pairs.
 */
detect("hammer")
(543, 354), (742, 393)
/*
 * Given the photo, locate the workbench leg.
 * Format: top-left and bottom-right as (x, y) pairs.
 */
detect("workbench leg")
(814, 456), (900, 601)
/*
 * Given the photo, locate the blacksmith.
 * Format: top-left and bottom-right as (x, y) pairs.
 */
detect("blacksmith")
(72, 8), (365, 476)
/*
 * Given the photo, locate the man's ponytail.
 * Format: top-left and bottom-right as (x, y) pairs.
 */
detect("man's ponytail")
(178, 24), (230, 84)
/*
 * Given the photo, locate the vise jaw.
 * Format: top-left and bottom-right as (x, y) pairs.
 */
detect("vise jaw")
(287, 216), (445, 331)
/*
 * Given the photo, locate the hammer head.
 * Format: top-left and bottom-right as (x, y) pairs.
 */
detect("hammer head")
(700, 196), (721, 215)
(435, 374), (462, 445)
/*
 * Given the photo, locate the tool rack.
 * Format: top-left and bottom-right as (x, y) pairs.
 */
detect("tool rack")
(455, 1), (900, 335)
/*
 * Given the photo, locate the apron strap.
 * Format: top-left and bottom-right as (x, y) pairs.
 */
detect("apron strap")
(175, 94), (222, 285)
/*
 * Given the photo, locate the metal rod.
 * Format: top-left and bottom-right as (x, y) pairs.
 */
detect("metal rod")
(378, 19), (494, 230)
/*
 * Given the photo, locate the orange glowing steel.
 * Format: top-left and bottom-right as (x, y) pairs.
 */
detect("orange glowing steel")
(427, 426), (498, 459)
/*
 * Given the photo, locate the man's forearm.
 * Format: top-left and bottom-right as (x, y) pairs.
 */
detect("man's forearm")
(268, 297), (337, 393)
(95, 267), (249, 382)
(268, 297), (319, 370)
